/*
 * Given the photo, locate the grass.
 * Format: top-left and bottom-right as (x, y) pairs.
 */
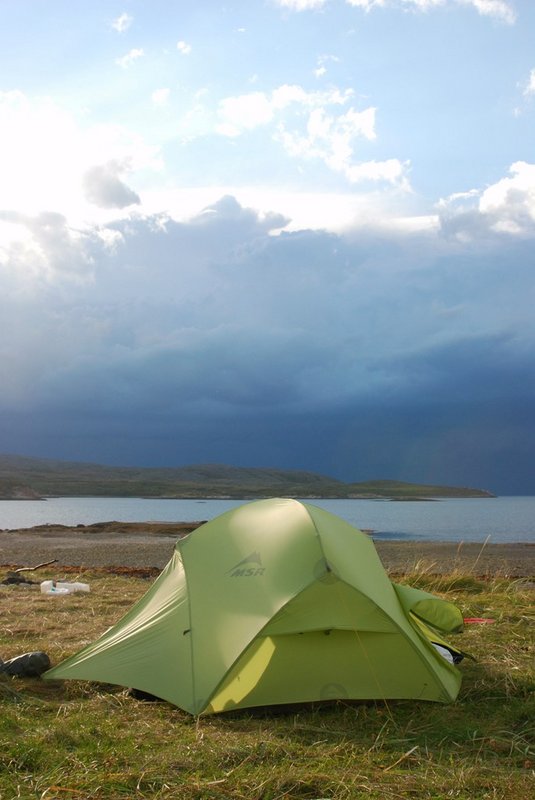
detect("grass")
(1, 568), (533, 800)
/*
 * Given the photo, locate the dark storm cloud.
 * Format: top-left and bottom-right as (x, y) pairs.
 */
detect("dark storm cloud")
(1, 195), (534, 491)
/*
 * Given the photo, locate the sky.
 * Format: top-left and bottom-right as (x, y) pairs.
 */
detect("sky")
(1, 0), (534, 493)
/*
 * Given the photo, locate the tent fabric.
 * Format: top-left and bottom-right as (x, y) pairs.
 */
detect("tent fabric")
(44, 498), (464, 713)
(392, 582), (464, 634)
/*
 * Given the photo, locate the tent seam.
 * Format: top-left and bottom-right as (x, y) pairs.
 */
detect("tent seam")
(176, 541), (198, 714)
(301, 500), (331, 575)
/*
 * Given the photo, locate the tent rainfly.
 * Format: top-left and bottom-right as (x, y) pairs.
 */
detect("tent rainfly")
(44, 498), (465, 713)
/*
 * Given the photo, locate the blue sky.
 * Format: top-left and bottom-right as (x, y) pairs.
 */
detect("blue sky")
(1, 0), (534, 492)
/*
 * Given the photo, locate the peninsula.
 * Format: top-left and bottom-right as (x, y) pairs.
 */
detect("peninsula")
(0, 454), (494, 500)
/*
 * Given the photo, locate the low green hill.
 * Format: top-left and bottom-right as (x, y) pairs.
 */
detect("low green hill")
(346, 479), (494, 499)
(0, 454), (495, 499)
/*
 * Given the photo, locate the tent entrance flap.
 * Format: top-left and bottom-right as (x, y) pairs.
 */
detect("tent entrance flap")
(207, 629), (450, 713)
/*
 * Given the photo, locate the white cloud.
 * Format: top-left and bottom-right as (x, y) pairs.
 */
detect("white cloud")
(0, 86), (409, 244)
(345, 158), (408, 184)
(345, 0), (386, 8)
(479, 162), (535, 233)
(277, 113), (408, 185)
(152, 88), (170, 106)
(216, 84), (352, 136)
(216, 92), (275, 136)
(366, 0), (516, 24)
(276, 84), (350, 109)
(0, 91), (161, 225)
(0, 210), (95, 288)
(439, 162), (535, 238)
(214, 84), (406, 187)
(140, 183), (435, 234)
(283, 105), (377, 171)
(314, 53), (340, 78)
(275, 0), (327, 9)
(276, 104), (408, 186)
(523, 68), (535, 97)
(177, 40), (192, 55)
(111, 13), (133, 33)
(462, 0), (515, 24)
(281, 0), (516, 24)
(0, 215), (43, 280)
(115, 48), (144, 69)
(437, 188), (479, 210)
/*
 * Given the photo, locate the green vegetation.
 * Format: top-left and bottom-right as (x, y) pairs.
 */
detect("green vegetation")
(347, 480), (495, 499)
(0, 454), (495, 499)
(0, 567), (532, 799)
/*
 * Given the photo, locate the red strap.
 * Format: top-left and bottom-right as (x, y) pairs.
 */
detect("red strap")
(463, 617), (495, 624)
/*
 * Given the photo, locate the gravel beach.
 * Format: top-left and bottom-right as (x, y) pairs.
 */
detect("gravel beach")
(0, 521), (534, 577)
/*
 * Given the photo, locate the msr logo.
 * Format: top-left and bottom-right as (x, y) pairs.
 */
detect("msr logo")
(228, 551), (266, 577)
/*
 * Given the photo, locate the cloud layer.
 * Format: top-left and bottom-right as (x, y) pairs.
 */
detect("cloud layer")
(2, 172), (534, 490)
(276, 0), (516, 24)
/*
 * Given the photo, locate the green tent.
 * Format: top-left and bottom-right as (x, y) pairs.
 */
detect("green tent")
(44, 498), (465, 713)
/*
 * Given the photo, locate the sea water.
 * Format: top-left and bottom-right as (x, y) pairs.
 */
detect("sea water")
(1, 495), (534, 543)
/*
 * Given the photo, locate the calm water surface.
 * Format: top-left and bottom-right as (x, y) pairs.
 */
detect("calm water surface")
(1, 496), (534, 543)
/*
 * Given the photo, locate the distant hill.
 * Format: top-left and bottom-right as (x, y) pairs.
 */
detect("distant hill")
(0, 454), (495, 500)
(345, 479), (495, 500)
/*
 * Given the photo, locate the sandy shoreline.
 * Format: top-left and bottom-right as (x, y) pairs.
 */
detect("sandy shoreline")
(0, 521), (534, 577)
